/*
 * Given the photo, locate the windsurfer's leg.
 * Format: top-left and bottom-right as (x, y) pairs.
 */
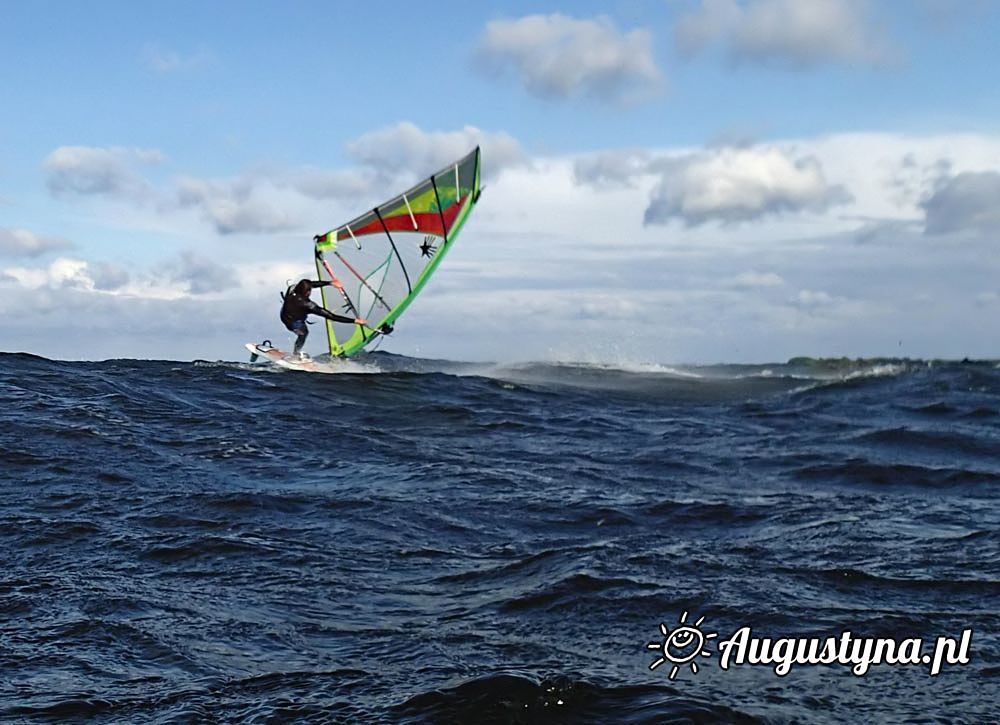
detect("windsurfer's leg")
(292, 324), (308, 355)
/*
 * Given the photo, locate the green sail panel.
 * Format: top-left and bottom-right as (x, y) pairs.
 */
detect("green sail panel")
(313, 146), (481, 357)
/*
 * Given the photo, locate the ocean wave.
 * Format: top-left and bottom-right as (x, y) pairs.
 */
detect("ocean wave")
(1, 350), (997, 722)
(393, 673), (768, 725)
(499, 573), (657, 614)
(7, 351), (995, 404)
(853, 426), (1000, 459)
(792, 460), (999, 489)
(799, 567), (1000, 600)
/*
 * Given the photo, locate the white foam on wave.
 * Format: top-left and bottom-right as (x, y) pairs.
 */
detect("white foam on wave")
(843, 363), (907, 380)
(491, 360), (707, 381)
(227, 355), (385, 375)
(607, 361), (704, 378)
(290, 357), (384, 375)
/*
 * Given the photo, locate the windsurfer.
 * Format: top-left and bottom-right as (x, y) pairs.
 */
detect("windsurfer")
(281, 279), (366, 355)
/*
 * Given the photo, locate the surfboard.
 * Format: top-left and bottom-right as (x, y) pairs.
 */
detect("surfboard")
(274, 355), (319, 372)
(245, 341), (287, 363)
(244, 342), (320, 372)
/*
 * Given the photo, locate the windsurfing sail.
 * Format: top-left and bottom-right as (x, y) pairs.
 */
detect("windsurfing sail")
(312, 146), (481, 357)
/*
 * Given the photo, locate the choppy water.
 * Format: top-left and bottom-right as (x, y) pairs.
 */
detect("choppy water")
(1, 352), (998, 723)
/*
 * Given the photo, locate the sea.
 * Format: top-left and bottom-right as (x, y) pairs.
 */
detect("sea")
(1, 351), (997, 724)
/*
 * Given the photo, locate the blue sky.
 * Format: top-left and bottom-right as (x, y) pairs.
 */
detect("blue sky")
(2, 1), (999, 362)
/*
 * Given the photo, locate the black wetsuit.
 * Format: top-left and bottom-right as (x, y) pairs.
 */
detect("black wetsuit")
(280, 281), (356, 354)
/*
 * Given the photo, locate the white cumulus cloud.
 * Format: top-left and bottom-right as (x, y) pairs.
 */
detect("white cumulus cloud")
(164, 251), (239, 295)
(0, 228), (73, 258)
(174, 176), (297, 235)
(44, 146), (165, 199)
(573, 149), (656, 189)
(921, 171), (1000, 235)
(39, 124), (524, 239)
(675, 0), (898, 69)
(3, 257), (96, 290)
(346, 122), (524, 182)
(644, 146), (851, 226)
(475, 14), (663, 103)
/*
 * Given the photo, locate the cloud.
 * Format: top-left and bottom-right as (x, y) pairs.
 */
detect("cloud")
(89, 262), (131, 291)
(174, 176), (297, 235)
(163, 251), (238, 295)
(44, 146), (165, 199)
(975, 291), (999, 307)
(794, 289), (836, 308)
(42, 145), (301, 235)
(675, 0), (898, 69)
(916, 0), (994, 27)
(851, 219), (920, 246)
(3, 257), (98, 290)
(0, 227), (73, 258)
(39, 124), (523, 238)
(888, 154), (952, 207)
(1, 257), (129, 294)
(921, 171), (1000, 235)
(573, 149), (655, 189)
(0, 279), (274, 361)
(675, 0), (744, 57)
(345, 122), (525, 182)
(141, 43), (212, 73)
(475, 14), (663, 103)
(288, 167), (381, 202)
(643, 146), (851, 226)
(783, 289), (879, 328)
(2, 250), (239, 301)
(729, 270), (785, 288)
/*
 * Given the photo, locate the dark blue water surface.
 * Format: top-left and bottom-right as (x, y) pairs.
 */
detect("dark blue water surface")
(1, 352), (998, 723)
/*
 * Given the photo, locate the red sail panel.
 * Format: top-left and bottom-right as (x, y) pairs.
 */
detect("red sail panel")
(337, 201), (463, 241)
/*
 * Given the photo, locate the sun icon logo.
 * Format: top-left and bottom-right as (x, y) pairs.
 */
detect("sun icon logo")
(647, 611), (717, 680)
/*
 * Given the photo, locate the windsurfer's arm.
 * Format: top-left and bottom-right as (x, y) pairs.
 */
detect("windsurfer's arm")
(307, 300), (365, 325)
(310, 280), (331, 288)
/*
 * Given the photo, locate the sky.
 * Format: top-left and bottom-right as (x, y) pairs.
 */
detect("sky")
(1, 0), (998, 363)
